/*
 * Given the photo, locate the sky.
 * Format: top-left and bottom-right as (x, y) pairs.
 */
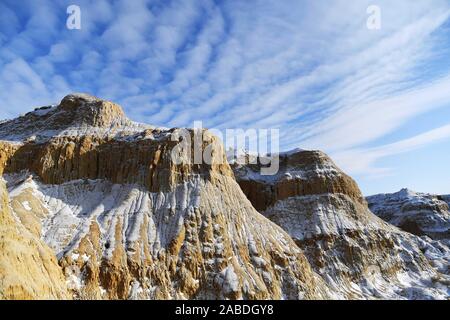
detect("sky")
(1, 0), (450, 196)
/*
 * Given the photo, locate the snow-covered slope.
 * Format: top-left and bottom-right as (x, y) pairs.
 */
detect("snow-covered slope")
(1, 94), (448, 300)
(3, 171), (330, 300)
(0, 94), (330, 300)
(0, 93), (155, 143)
(367, 189), (450, 240)
(232, 150), (450, 299)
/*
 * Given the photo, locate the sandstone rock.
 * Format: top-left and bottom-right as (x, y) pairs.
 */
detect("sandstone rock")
(0, 93), (152, 142)
(233, 150), (365, 211)
(232, 149), (450, 299)
(0, 95), (330, 300)
(0, 179), (69, 300)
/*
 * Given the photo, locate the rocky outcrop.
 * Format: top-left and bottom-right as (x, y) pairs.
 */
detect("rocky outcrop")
(0, 94), (330, 300)
(0, 94), (151, 143)
(0, 142), (19, 176)
(232, 150), (450, 299)
(367, 189), (450, 240)
(0, 179), (69, 300)
(233, 150), (364, 211)
(2, 94), (448, 300)
(2, 131), (232, 192)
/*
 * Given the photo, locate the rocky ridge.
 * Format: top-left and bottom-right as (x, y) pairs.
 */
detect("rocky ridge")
(232, 150), (450, 299)
(0, 178), (69, 299)
(367, 189), (450, 240)
(0, 94), (330, 300)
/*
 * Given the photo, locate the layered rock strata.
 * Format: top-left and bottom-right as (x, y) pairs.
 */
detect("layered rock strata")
(0, 94), (329, 300)
(367, 189), (450, 240)
(232, 150), (450, 299)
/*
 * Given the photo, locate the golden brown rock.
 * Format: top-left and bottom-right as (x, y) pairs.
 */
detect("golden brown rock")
(0, 98), (331, 299)
(233, 150), (365, 211)
(0, 179), (69, 300)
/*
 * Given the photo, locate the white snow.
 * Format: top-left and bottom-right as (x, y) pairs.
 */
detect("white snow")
(32, 106), (57, 116)
(128, 280), (144, 300)
(367, 189), (450, 239)
(22, 201), (32, 211)
(216, 266), (240, 296)
(4, 173), (204, 260)
(71, 253), (80, 260)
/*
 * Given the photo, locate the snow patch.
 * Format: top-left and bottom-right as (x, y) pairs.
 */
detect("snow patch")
(22, 201), (32, 211)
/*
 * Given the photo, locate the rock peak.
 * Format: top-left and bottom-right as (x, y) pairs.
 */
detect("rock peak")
(62, 92), (103, 104)
(58, 93), (126, 121)
(0, 93), (150, 142)
(57, 93), (126, 126)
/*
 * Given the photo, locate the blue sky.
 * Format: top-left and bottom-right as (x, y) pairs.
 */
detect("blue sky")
(1, 0), (450, 195)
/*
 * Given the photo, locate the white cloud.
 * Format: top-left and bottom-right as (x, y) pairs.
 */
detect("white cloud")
(1, 0), (450, 186)
(333, 123), (450, 177)
(300, 74), (450, 152)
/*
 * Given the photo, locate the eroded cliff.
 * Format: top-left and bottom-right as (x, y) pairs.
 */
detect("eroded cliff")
(0, 179), (69, 299)
(0, 94), (330, 300)
(232, 150), (450, 299)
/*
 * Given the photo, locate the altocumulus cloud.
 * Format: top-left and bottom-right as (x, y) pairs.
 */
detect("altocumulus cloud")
(1, 0), (450, 183)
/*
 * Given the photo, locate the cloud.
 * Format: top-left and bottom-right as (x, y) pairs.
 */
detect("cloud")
(1, 0), (450, 190)
(299, 74), (450, 152)
(333, 123), (450, 177)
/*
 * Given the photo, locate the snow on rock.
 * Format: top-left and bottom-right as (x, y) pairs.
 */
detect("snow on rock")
(2, 94), (448, 301)
(367, 189), (450, 240)
(3, 172), (328, 300)
(263, 193), (450, 299)
(0, 93), (160, 143)
(22, 201), (32, 211)
(233, 151), (450, 300)
(215, 266), (240, 298)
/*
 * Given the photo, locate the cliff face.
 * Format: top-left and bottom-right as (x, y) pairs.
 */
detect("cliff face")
(0, 94), (150, 143)
(0, 179), (69, 300)
(233, 150), (365, 212)
(2, 94), (448, 300)
(367, 189), (450, 240)
(0, 94), (329, 300)
(232, 150), (450, 299)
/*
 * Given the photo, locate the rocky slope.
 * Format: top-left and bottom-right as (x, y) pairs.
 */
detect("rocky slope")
(0, 93), (151, 143)
(2, 94), (449, 300)
(232, 150), (450, 299)
(0, 94), (330, 300)
(0, 178), (69, 299)
(367, 189), (450, 240)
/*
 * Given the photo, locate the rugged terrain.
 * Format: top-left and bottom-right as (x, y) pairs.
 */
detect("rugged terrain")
(232, 151), (450, 299)
(367, 189), (450, 240)
(0, 94), (329, 300)
(0, 93), (448, 300)
(0, 179), (69, 299)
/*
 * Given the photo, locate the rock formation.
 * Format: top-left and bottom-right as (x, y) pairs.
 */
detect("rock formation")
(367, 189), (450, 240)
(0, 94), (329, 300)
(0, 179), (69, 300)
(232, 150), (450, 299)
(0, 94), (150, 143)
(1, 93), (448, 300)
